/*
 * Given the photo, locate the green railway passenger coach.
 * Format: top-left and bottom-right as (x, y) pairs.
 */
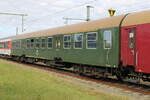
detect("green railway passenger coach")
(11, 14), (127, 68)
(1, 10), (150, 82)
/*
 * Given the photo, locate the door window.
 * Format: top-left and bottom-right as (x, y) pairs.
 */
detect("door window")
(128, 29), (135, 49)
(35, 38), (40, 48)
(56, 37), (61, 48)
(103, 30), (112, 49)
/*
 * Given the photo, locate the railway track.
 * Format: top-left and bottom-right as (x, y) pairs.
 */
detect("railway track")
(1, 58), (150, 97)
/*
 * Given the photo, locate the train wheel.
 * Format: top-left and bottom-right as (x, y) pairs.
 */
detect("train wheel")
(116, 68), (126, 81)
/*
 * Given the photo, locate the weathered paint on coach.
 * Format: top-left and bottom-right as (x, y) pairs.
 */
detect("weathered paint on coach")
(121, 23), (150, 74)
(121, 10), (150, 74)
(0, 40), (12, 55)
(11, 27), (120, 67)
(11, 14), (126, 68)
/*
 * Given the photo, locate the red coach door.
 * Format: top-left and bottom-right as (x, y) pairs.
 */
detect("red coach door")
(128, 28), (137, 66)
(121, 27), (137, 67)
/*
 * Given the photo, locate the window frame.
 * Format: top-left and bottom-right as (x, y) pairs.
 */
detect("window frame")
(41, 38), (46, 49)
(35, 38), (40, 49)
(74, 33), (83, 49)
(30, 39), (34, 49)
(4, 41), (8, 48)
(63, 35), (71, 49)
(0, 42), (4, 48)
(22, 39), (26, 48)
(13, 41), (16, 49)
(86, 32), (98, 49)
(26, 39), (30, 49)
(19, 40), (21, 49)
(15, 40), (18, 49)
(128, 29), (135, 49)
(47, 37), (53, 49)
(103, 30), (112, 49)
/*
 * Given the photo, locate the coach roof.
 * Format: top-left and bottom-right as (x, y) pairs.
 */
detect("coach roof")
(12, 14), (126, 40)
(0, 36), (15, 42)
(122, 10), (150, 27)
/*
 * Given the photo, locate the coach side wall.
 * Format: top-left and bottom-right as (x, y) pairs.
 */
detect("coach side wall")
(11, 27), (120, 68)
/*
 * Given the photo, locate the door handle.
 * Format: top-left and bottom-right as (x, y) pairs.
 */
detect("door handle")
(131, 50), (134, 55)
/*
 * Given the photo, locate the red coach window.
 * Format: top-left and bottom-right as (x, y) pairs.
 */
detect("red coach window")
(0, 42), (4, 48)
(4, 42), (8, 48)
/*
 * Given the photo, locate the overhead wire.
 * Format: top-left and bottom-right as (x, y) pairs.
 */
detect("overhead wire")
(24, 0), (150, 32)
(25, 0), (97, 31)
(26, 0), (97, 23)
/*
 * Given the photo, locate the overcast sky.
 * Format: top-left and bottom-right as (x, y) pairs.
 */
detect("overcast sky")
(0, 0), (150, 38)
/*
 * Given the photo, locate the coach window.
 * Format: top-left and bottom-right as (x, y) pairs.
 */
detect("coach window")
(41, 38), (46, 48)
(14, 41), (17, 49)
(128, 29), (135, 49)
(18, 40), (21, 49)
(23, 40), (26, 48)
(74, 34), (83, 49)
(86, 32), (97, 49)
(47, 37), (53, 48)
(0, 42), (4, 48)
(30, 39), (34, 48)
(18, 41), (20, 48)
(36, 38), (40, 48)
(16, 41), (18, 48)
(64, 35), (71, 49)
(27, 40), (30, 48)
(15, 41), (18, 48)
(19, 40), (21, 48)
(103, 30), (112, 49)
(4, 42), (8, 48)
(13, 41), (16, 48)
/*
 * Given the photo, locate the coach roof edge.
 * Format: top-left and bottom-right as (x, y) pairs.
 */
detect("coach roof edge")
(122, 10), (150, 27)
(0, 36), (15, 41)
(12, 14), (126, 40)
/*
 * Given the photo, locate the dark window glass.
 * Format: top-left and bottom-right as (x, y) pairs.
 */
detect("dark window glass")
(27, 40), (30, 48)
(47, 37), (53, 48)
(16, 41), (18, 48)
(15, 40), (21, 49)
(0, 42), (4, 48)
(74, 34), (83, 48)
(103, 31), (112, 49)
(36, 38), (40, 48)
(87, 32), (97, 48)
(22, 40), (26, 48)
(41, 38), (46, 48)
(4, 42), (8, 48)
(64, 35), (71, 48)
(30, 39), (34, 48)
(13, 41), (16, 48)
(128, 29), (135, 49)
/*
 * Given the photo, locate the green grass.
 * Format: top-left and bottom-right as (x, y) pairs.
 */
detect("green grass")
(0, 60), (134, 100)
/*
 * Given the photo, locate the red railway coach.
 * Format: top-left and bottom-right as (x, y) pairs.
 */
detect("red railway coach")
(0, 39), (12, 56)
(121, 10), (150, 75)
